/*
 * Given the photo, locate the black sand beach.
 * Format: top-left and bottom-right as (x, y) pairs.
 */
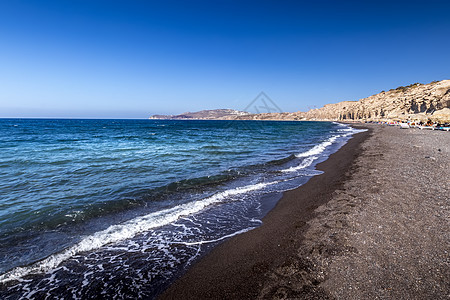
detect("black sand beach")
(160, 125), (449, 299)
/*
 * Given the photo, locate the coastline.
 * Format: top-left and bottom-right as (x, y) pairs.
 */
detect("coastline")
(159, 125), (371, 299)
(160, 124), (449, 299)
(0, 120), (356, 298)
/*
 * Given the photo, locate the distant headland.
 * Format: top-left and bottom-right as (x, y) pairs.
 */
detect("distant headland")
(148, 109), (250, 120)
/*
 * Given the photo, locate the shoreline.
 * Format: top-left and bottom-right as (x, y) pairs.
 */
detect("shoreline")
(159, 125), (371, 299)
(0, 120), (359, 299)
(160, 124), (449, 299)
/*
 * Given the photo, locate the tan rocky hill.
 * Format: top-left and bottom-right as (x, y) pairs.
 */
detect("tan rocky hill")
(223, 80), (450, 123)
(303, 80), (450, 122)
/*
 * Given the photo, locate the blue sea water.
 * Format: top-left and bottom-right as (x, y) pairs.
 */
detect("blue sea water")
(0, 119), (361, 298)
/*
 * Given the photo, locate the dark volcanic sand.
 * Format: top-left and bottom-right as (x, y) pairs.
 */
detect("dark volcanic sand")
(160, 125), (449, 300)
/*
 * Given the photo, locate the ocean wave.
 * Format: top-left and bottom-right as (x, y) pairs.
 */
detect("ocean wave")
(176, 227), (256, 246)
(280, 155), (318, 173)
(337, 128), (353, 132)
(284, 124), (361, 173)
(0, 181), (277, 283)
(296, 135), (340, 158)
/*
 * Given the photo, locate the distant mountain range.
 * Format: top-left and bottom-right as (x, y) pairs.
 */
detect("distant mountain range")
(149, 109), (250, 120)
(149, 80), (450, 123)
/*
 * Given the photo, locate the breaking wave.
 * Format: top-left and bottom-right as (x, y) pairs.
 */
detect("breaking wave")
(0, 181), (277, 283)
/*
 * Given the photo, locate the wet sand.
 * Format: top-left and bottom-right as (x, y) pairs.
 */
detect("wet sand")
(160, 124), (449, 299)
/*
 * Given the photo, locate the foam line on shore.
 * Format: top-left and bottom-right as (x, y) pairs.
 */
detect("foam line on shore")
(281, 155), (318, 173)
(286, 125), (367, 173)
(0, 181), (278, 283)
(295, 135), (340, 158)
(175, 227), (257, 246)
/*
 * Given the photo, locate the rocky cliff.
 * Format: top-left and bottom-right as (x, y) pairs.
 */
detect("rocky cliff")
(303, 80), (450, 122)
(223, 80), (450, 123)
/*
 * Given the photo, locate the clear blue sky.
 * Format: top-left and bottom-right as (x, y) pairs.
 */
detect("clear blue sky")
(1, 0), (449, 118)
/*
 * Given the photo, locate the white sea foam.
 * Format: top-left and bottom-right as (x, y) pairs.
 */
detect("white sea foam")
(286, 126), (360, 173)
(0, 181), (277, 283)
(281, 155), (318, 173)
(296, 135), (340, 158)
(337, 128), (353, 132)
(177, 227), (256, 246)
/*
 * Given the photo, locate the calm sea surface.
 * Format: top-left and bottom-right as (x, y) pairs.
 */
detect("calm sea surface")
(0, 119), (362, 298)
